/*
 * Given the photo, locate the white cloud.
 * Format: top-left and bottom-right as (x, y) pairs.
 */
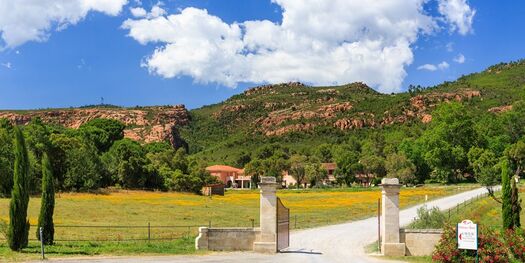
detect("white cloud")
(453, 53), (465, 63)
(1, 62), (12, 69)
(130, 7), (147, 18)
(130, 4), (165, 19)
(418, 61), (449, 71)
(148, 4), (166, 18)
(418, 64), (438, 71)
(122, 0), (475, 92)
(446, 42), (454, 52)
(438, 61), (449, 70)
(438, 0), (476, 35)
(0, 0), (128, 48)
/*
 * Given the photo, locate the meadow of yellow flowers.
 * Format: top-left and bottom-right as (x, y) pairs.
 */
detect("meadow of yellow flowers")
(0, 186), (471, 241)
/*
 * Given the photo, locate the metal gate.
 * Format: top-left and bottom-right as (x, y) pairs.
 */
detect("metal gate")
(276, 197), (290, 251)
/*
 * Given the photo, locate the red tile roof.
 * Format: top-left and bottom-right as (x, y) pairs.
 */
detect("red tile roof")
(206, 165), (244, 173)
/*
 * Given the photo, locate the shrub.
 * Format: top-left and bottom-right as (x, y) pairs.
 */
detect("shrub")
(433, 225), (509, 263)
(503, 228), (525, 262)
(409, 205), (445, 229)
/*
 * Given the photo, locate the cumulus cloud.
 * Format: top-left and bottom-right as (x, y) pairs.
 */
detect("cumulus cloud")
(438, 0), (476, 35)
(418, 61), (449, 71)
(454, 53), (466, 64)
(130, 7), (147, 18)
(122, 0), (475, 92)
(0, 0), (128, 48)
(438, 61), (450, 70)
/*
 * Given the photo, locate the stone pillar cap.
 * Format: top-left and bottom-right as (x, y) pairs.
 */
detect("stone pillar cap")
(260, 176), (277, 184)
(380, 178), (402, 186)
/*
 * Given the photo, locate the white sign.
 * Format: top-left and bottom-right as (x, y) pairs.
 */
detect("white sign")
(457, 220), (478, 250)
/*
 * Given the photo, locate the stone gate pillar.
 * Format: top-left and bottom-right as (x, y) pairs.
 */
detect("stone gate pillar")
(381, 178), (405, 256)
(253, 176), (278, 253)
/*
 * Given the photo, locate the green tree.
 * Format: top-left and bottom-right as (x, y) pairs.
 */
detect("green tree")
(419, 102), (477, 183)
(245, 144), (290, 182)
(7, 127), (30, 251)
(511, 179), (521, 228)
(36, 153), (55, 245)
(51, 134), (104, 191)
(234, 151), (251, 168)
(78, 126), (110, 152)
(288, 155), (307, 188)
(305, 161), (328, 187)
(501, 159), (513, 229)
(333, 146), (361, 186)
(385, 153), (416, 185)
(501, 100), (525, 143)
(399, 138), (430, 183)
(79, 118), (125, 149)
(467, 147), (499, 186)
(244, 159), (263, 189)
(0, 126), (14, 197)
(103, 139), (149, 188)
(506, 140), (525, 177)
(314, 144), (333, 162)
(360, 154), (386, 179)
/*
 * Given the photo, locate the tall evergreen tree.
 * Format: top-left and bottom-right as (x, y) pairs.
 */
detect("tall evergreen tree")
(36, 153), (55, 245)
(7, 127), (30, 250)
(511, 178), (521, 228)
(502, 159), (513, 229)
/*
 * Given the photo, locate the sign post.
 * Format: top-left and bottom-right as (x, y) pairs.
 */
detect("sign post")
(457, 219), (478, 262)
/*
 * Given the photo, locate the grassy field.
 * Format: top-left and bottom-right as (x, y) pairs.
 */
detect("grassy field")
(444, 188), (525, 228)
(0, 185), (474, 261)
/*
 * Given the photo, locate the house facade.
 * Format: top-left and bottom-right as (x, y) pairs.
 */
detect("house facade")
(205, 165), (251, 189)
(282, 163), (337, 188)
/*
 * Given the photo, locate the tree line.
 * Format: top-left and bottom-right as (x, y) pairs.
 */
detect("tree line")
(0, 118), (217, 197)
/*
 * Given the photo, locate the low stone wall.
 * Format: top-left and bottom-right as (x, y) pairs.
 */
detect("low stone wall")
(400, 228), (443, 256)
(196, 227), (261, 251)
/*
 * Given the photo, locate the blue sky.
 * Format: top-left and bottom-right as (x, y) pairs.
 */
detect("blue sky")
(0, 0), (523, 110)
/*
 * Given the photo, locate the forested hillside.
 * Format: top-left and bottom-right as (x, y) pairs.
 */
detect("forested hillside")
(1, 59), (525, 193)
(181, 60), (525, 163)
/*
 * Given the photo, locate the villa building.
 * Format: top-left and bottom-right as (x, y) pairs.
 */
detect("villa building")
(282, 163), (337, 188)
(205, 165), (252, 189)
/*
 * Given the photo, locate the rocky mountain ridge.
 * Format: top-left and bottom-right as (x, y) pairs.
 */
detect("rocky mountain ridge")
(0, 105), (190, 148)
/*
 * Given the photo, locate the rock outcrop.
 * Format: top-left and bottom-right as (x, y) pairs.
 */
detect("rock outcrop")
(488, 105), (512, 113)
(0, 105), (190, 148)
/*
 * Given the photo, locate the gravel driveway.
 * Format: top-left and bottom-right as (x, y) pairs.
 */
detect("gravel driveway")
(46, 187), (495, 263)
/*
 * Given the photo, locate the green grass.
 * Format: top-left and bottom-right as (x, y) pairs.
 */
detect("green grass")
(366, 242), (432, 263)
(381, 256), (432, 262)
(443, 190), (516, 229)
(0, 238), (196, 262)
(0, 185), (474, 260)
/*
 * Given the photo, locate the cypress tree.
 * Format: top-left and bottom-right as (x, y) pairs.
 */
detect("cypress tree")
(7, 127), (30, 250)
(511, 178), (521, 228)
(502, 159), (513, 229)
(36, 153), (55, 245)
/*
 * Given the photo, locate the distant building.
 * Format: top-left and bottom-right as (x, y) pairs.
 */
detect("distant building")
(355, 173), (375, 187)
(322, 163), (337, 183)
(282, 163), (337, 188)
(205, 165), (252, 189)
